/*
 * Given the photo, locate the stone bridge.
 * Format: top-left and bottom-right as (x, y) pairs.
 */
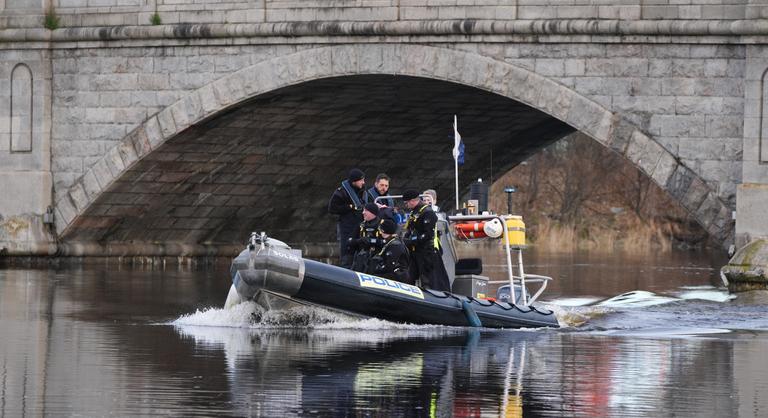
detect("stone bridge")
(2, 0), (768, 257)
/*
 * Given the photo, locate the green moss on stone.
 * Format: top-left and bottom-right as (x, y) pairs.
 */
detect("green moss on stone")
(722, 239), (768, 291)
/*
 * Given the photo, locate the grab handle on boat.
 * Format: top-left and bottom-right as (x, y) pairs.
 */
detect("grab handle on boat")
(374, 194), (430, 204)
(461, 299), (483, 327)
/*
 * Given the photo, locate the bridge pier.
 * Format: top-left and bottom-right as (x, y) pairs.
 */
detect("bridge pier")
(0, 50), (54, 256)
(736, 185), (768, 247)
(722, 46), (768, 290)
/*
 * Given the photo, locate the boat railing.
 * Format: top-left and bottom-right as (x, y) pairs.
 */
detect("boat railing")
(436, 217), (458, 264)
(373, 194), (431, 204)
(488, 274), (552, 305)
(448, 214), (546, 307)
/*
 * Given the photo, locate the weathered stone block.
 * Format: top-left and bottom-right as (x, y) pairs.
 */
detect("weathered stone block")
(104, 147), (126, 178)
(156, 108), (178, 140)
(137, 74), (170, 90)
(707, 115), (743, 138)
(78, 165), (102, 199)
(557, 5), (597, 19)
(90, 158), (115, 190)
(678, 5), (702, 19)
(614, 96), (675, 114)
(118, 139), (139, 168)
(701, 5), (745, 20)
(565, 94), (612, 143)
(517, 6), (551, 20)
(563, 59), (585, 76)
(69, 182), (90, 212)
(674, 97), (723, 115)
(651, 151), (678, 188)
(681, 176), (710, 214)
(535, 59), (564, 77)
(695, 193), (723, 229)
(537, 84), (573, 121)
(598, 5), (641, 20)
(55, 197), (77, 229)
(659, 115), (707, 137)
(143, 116), (164, 149)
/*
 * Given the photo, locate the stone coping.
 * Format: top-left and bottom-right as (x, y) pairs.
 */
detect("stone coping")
(2, 19), (768, 43)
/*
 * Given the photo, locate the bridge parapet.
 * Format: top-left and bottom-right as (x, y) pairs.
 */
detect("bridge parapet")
(1, 0), (768, 29)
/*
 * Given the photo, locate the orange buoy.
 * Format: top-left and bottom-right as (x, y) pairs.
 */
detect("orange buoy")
(454, 225), (488, 240)
(455, 222), (485, 233)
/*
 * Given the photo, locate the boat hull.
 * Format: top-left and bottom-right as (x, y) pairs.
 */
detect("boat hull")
(231, 247), (559, 329)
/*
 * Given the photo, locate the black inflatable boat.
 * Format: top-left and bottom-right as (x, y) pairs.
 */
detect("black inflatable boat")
(226, 234), (559, 329)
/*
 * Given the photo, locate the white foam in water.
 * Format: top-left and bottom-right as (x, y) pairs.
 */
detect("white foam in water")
(601, 327), (733, 338)
(595, 290), (679, 308)
(173, 301), (262, 328)
(545, 303), (613, 328)
(546, 297), (601, 307)
(171, 301), (454, 330)
(672, 285), (735, 303)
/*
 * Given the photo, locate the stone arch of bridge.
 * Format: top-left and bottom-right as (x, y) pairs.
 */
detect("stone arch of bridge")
(54, 44), (733, 252)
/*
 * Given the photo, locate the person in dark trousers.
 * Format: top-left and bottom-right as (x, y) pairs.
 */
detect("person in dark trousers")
(348, 203), (383, 272)
(328, 168), (366, 268)
(370, 219), (410, 283)
(402, 189), (451, 291)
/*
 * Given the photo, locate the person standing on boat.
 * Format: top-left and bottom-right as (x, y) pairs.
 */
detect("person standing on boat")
(364, 173), (401, 224)
(348, 203), (383, 272)
(328, 168), (366, 268)
(370, 219), (410, 283)
(422, 189), (440, 213)
(402, 189), (451, 291)
(365, 173), (393, 206)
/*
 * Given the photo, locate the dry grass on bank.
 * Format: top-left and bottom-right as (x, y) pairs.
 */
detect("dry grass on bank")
(529, 217), (673, 253)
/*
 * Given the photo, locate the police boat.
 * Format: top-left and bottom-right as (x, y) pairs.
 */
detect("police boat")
(224, 211), (560, 329)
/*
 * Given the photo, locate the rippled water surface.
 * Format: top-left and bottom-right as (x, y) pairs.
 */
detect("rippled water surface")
(3, 250), (768, 417)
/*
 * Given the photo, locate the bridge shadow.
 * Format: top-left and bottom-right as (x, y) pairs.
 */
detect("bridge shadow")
(63, 75), (573, 250)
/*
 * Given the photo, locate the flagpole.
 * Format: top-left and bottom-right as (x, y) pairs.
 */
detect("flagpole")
(453, 114), (460, 212)
(455, 157), (459, 211)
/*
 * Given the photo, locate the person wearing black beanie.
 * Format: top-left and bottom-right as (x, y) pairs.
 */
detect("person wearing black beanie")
(347, 202), (384, 272)
(328, 168), (366, 268)
(401, 187), (450, 291)
(363, 203), (379, 217)
(348, 168), (365, 182)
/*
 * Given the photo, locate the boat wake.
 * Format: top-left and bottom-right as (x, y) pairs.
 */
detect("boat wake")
(545, 286), (768, 335)
(172, 285), (762, 335)
(172, 301), (455, 330)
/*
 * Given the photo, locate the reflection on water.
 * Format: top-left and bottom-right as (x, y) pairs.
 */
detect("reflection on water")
(2, 251), (768, 416)
(464, 246), (729, 300)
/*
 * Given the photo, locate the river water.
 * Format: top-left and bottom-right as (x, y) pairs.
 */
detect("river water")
(2, 249), (768, 417)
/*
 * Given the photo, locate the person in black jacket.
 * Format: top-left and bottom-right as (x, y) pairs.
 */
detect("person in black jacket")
(370, 219), (410, 283)
(348, 203), (383, 272)
(365, 173), (397, 223)
(328, 168), (366, 268)
(402, 189), (451, 291)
